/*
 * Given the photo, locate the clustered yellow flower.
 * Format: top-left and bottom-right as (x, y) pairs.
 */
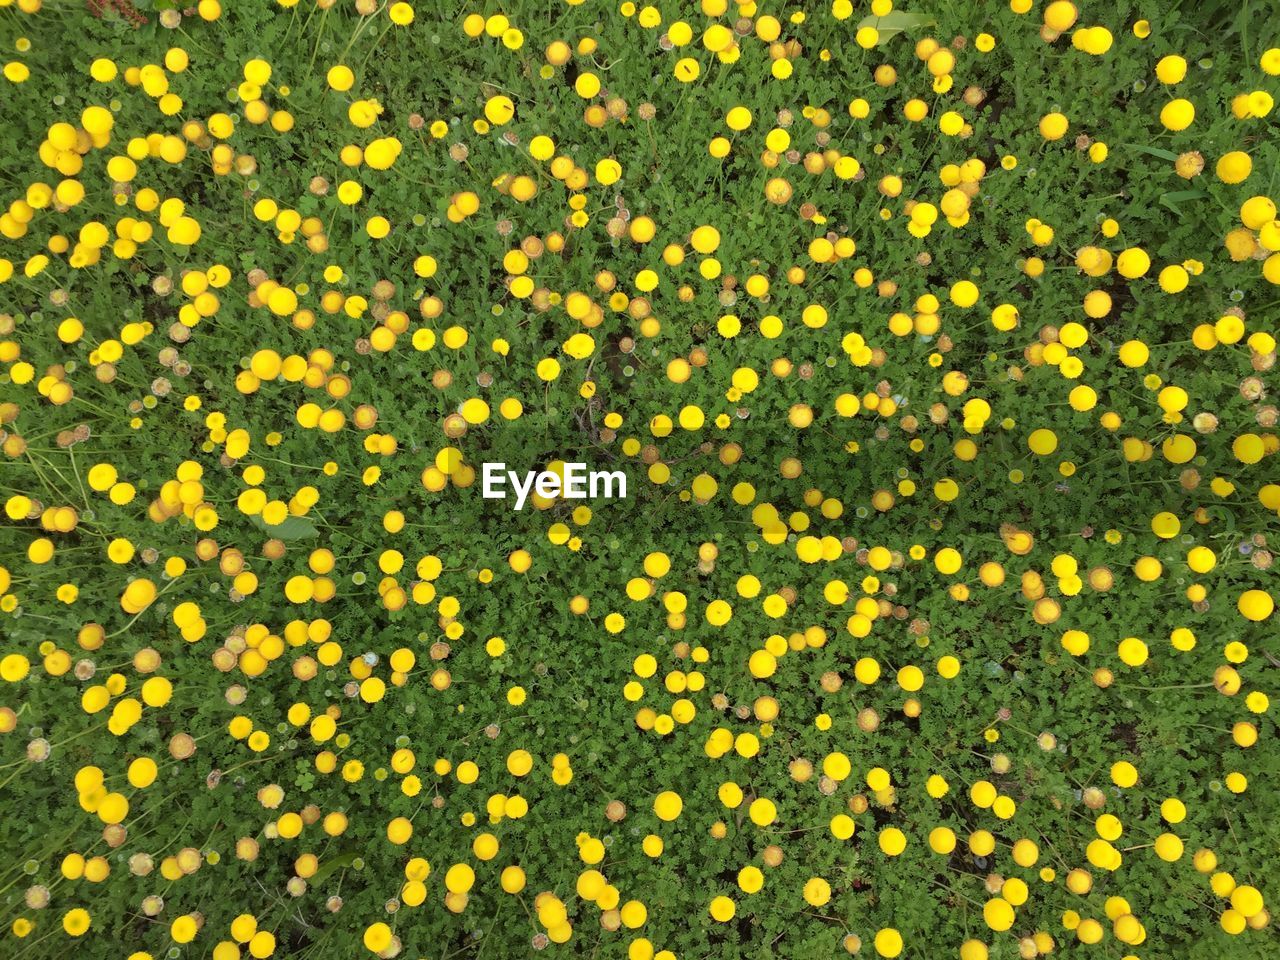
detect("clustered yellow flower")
(0, 1), (1276, 958)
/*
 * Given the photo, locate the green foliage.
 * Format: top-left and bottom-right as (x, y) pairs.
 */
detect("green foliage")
(0, 2), (1277, 960)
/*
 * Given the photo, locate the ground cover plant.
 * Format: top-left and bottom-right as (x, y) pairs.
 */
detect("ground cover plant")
(0, 0), (1277, 958)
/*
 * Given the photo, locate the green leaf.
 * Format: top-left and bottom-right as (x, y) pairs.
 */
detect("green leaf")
(249, 513), (319, 539)
(1159, 189), (1209, 213)
(311, 850), (362, 883)
(1124, 142), (1180, 162)
(857, 11), (938, 44)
